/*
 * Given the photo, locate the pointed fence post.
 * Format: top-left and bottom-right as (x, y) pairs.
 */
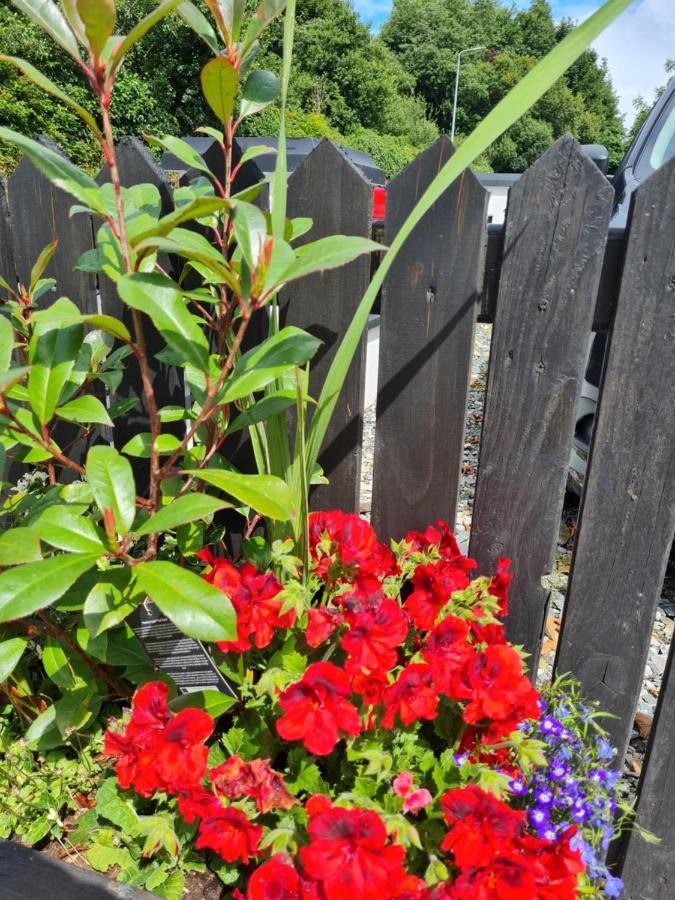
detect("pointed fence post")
(468, 134), (613, 666)
(555, 156), (675, 759)
(280, 140), (373, 513)
(371, 136), (487, 543)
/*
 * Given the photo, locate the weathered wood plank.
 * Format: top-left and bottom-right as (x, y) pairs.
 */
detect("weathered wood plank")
(371, 137), (487, 542)
(280, 140), (373, 513)
(618, 635), (675, 899)
(97, 137), (185, 490)
(0, 840), (156, 899)
(7, 137), (97, 314)
(555, 156), (675, 758)
(469, 135), (613, 665)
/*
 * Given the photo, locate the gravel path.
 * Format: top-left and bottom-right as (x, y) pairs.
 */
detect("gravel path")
(359, 322), (674, 786)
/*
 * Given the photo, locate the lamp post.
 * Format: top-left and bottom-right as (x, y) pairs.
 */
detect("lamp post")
(450, 45), (485, 144)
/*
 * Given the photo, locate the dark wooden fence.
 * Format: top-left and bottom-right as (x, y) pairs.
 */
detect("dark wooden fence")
(1, 134), (673, 898)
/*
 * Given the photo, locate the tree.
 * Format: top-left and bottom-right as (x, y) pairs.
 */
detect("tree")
(624, 58), (674, 150)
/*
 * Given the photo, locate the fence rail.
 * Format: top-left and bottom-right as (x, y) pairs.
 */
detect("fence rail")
(1, 133), (673, 896)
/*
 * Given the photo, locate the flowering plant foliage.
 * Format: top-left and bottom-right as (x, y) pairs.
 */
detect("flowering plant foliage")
(103, 513), (628, 898)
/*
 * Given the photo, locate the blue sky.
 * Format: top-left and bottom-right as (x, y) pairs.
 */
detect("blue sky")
(352, 0), (674, 125)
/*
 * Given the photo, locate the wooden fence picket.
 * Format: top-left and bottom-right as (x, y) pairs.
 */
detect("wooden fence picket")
(618, 638), (675, 899)
(280, 139), (373, 513)
(468, 135), (614, 664)
(371, 136), (488, 542)
(555, 156), (675, 759)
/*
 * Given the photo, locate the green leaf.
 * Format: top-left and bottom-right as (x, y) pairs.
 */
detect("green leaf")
(34, 506), (106, 553)
(240, 69), (280, 118)
(222, 326), (320, 402)
(175, 1), (219, 52)
(147, 134), (212, 175)
(109, 0), (186, 71)
(200, 56), (238, 125)
(0, 128), (106, 213)
(86, 842), (133, 873)
(280, 235), (382, 285)
(0, 527), (42, 565)
(0, 553), (100, 623)
(121, 432), (152, 457)
(184, 469), (294, 521)
(169, 689), (237, 717)
(0, 316), (14, 372)
(134, 230), (240, 293)
(154, 870), (185, 900)
(27, 321), (84, 424)
(84, 568), (142, 636)
(10, 0), (80, 58)
(56, 395), (113, 426)
(117, 273), (209, 370)
(241, 0), (286, 55)
(95, 777), (140, 833)
(0, 366), (30, 393)
(29, 240), (57, 291)
(80, 313), (131, 343)
(86, 445), (136, 535)
(76, 0), (116, 56)
(43, 636), (88, 689)
(135, 493), (229, 536)
(232, 201), (268, 270)
(228, 390), (295, 434)
(306, 0), (634, 478)
(0, 636), (28, 681)
(135, 561), (236, 642)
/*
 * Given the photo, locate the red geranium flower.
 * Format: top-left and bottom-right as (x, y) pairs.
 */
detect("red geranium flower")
(440, 785), (525, 868)
(520, 829), (585, 900)
(299, 805), (409, 899)
(342, 597), (408, 673)
(489, 556), (512, 616)
(276, 662), (361, 756)
(243, 855), (306, 900)
(206, 560), (293, 653)
(349, 668), (389, 706)
(448, 644), (540, 739)
(441, 854), (535, 899)
(210, 755), (297, 814)
(404, 520), (467, 562)
(194, 804), (263, 863)
(306, 607), (344, 648)
(382, 663), (438, 728)
(309, 510), (396, 582)
(404, 558), (474, 631)
(422, 615), (472, 693)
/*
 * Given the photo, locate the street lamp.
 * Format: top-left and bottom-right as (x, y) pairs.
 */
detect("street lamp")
(450, 45), (485, 144)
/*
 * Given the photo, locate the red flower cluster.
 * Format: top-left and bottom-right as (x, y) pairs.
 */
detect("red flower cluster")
(404, 557), (475, 631)
(103, 682), (212, 797)
(309, 510), (396, 583)
(438, 786), (585, 899)
(276, 662), (361, 755)
(203, 557), (294, 653)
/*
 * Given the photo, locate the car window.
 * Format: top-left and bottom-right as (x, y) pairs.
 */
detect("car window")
(634, 86), (675, 180)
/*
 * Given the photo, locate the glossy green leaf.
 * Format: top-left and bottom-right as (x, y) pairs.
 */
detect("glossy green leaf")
(76, 0), (116, 56)
(240, 69), (280, 118)
(232, 201), (268, 270)
(228, 390), (296, 434)
(169, 689), (236, 717)
(241, 0), (286, 55)
(200, 56), (238, 125)
(0, 128), (106, 213)
(0, 527), (42, 565)
(80, 313), (131, 343)
(27, 321), (84, 424)
(43, 636), (88, 689)
(135, 561), (236, 642)
(147, 134), (211, 175)
(280, 235), (382, 285)
(0, 316), (14, 372)
(134, 230), (240, 293)
(10, 0), (80, 58)
(86, 445), (136, 535)
(0, 553), (100, 622)
(60, 0), (86, 42)
(135, 493), (229, 536)
(34, 506), (106, 553)
(29, 240), (57, 291)
(306, 0), (633, 478)
(175, 1), (219, 52)
(184, 468), (294, 521)
(56, 395), (113, 426)
(117, 273), (209, 370)
(222, 326), (320, 402)
(0, 636), (27, 681)
(0, 367), (30, 393)
(84, 569), (143, 636)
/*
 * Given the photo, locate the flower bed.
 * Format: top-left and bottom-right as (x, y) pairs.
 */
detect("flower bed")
(94, 512), (629, 898)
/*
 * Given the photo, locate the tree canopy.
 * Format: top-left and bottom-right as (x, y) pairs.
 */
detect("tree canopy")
(0, 0), (654, 176)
